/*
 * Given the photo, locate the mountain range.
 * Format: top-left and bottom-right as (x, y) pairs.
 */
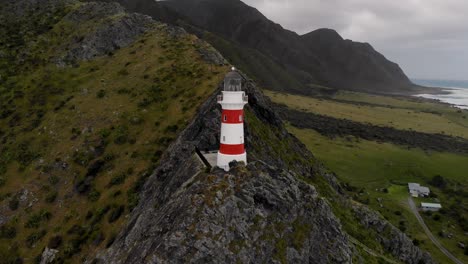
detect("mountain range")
(109, 0), (418, 95)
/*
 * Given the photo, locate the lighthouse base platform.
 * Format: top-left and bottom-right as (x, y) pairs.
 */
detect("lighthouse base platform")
(217, 152), (247, 171)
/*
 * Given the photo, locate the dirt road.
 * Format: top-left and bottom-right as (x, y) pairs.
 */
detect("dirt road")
(408, 197), (463, 264)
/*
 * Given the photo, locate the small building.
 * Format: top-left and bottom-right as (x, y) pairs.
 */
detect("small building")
(408, 183), (430, 197)
(421, 202), (442, 212)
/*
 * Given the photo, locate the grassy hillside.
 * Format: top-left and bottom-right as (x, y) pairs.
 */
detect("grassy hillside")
(266, 89), (468, 263)
(0, 1), (227, 262)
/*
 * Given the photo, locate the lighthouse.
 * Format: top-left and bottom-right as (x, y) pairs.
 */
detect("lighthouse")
(217, 68), (248, 171)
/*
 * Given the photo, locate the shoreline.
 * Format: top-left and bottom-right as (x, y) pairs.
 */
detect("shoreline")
(413, 86), (468, 110)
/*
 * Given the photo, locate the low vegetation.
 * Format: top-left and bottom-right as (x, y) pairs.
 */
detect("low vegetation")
(0, 2), (227, 262)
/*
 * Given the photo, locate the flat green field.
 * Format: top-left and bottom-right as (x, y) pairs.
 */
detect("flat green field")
(288, 126), (468, 263)
(266, 90), (468, 139)
(289, 127), (468, 187)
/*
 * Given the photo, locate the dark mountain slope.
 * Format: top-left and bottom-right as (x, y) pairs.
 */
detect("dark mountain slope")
(114, 0), (416, 94)
(301, 28), (411, 93)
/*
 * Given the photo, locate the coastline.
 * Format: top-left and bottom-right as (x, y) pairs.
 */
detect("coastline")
(414, 86), (468, 110)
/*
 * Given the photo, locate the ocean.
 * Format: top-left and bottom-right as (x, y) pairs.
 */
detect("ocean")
(412, 79), (468, 110)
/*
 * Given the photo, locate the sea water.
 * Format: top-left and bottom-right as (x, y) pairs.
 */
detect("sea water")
(412, 79), (468, 110)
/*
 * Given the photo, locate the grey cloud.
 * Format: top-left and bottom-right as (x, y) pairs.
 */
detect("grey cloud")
(243, 0), (468, 80)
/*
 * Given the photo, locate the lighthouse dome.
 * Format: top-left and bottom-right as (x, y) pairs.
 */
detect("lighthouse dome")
(224, 70), (242, 91)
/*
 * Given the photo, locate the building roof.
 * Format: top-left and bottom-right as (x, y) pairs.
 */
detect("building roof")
(408, 183), (430, 193)
(419, 186), (430, 193)
(421, 203), (442, 208)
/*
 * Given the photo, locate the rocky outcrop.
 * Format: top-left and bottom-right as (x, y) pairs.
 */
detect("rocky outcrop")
(353, 205), (435, 264)
(94, 71), (434, 263)
(40, 247), (59, 264)
(276, 105), (468, 154)
(58, 2), (154, 65)
(98, 161), (353, 263)
(93, 75), (354, 263)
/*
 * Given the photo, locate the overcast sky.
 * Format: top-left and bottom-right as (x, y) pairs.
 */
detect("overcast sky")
(242, 0), (468, 80)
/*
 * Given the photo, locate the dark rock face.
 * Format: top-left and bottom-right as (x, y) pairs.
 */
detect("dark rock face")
(57, 2), (154, 65)
(301, 28), (411, 93)
(114, 0), (415, 94)
(276, 105), (468, 154)
(99, 162), (353, 263)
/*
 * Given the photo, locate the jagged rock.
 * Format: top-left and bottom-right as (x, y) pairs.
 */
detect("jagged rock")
(93, 73), (352, 263)
(353, 204), (435, 264)
(276, 105), (468, 154)
(40, 247), (59, 264)
(92, 69), (435, 263)
(194, 39), (227, 65)
(56, 2), (155, 65)
(97, 161), (352, 263)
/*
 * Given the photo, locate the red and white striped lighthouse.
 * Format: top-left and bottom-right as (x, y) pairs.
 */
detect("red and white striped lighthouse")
(217, 68), (248, 171)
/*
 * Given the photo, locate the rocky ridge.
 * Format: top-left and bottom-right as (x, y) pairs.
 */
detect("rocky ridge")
(95, 72), (435, 263)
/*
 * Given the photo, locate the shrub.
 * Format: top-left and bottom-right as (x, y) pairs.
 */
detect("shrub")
(91, 205), (111, 225)
(25, 210), (52, 228)
(106, 233), (117, 248)
(109, 173), (126, 186)
(45, 191), (58, 203)
(433, 214), (441, 221)
(428, 175), (447, 189)
(113, 126), (129, 145)
(15, 142), (39, 167)
(165, 124), (179, 133)
(88, 189), (101, 202)
(117, 69), (129, 76)
(0, 175), (5, 186)
(48, 235), (63, 249)
(72, 150), (93, 166)
(26, 230), (47, 248)
(108, 205), (125, 223)
(8, 198), (19, 211)
(99, 128), (112, 139)
(0, 225), (16, 239)
(96, 89), (106, 98)
(48, 175), (59, 185)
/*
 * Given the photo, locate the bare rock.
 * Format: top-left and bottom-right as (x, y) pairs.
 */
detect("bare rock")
(40, 247), (59, 264)
(353, 204), (435, 264)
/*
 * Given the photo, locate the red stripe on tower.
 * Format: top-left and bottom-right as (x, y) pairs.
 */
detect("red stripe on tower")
(221, 109), (244, 124)
(219, 143), (245, 155)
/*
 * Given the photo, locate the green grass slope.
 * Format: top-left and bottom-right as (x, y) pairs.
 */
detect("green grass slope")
(0, 1), (227, 262)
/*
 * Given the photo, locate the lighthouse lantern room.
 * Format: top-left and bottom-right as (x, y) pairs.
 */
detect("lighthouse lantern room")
(217, 68), (248, 171)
